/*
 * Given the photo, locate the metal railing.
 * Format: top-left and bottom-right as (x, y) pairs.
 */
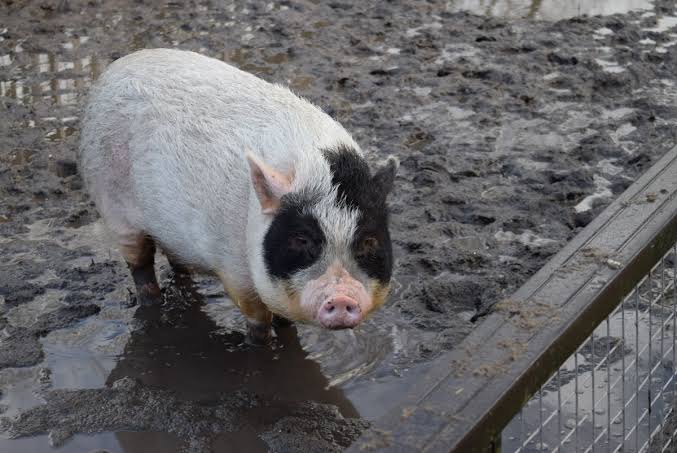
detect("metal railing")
(504, 247), (677, 452)
(348, 147), (677, 453)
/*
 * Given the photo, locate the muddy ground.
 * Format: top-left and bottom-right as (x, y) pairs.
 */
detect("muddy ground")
(3, 0), (677, 451)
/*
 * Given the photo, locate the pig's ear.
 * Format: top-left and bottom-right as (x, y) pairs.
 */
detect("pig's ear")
(246, 152), (293, 215)
(372, 155), (399, 198)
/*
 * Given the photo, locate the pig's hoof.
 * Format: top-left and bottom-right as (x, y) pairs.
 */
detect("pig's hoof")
(136, 284), (162, 306)
(246, 323), (273, 346)
(272, 315), (293, 328)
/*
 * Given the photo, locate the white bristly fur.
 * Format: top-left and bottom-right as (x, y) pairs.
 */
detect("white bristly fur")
(79, 48), (363, 316)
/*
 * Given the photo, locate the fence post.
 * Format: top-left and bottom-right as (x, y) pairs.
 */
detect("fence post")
(486, 433), (501, 453)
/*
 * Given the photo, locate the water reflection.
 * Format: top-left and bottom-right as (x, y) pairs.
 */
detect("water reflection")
(107, 274), (358, 452)
(447, 0), (654, 20)
(0, 35), (100, 141)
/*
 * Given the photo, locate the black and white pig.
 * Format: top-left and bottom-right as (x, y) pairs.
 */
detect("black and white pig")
(78, 48), (398, 344)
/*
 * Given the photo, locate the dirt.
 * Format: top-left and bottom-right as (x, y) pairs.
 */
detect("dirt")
(0, 374), (366, 453)
(3, 0), (677, 451)
(0, 376), (252, 450)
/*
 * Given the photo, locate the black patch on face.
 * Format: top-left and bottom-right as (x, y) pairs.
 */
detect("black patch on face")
(263, 195), (326, 280)
(323, 144), (395, 284)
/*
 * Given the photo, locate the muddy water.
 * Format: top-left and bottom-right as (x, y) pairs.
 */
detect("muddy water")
(5, 0), (677, 451)
(448, 0), (654, 20)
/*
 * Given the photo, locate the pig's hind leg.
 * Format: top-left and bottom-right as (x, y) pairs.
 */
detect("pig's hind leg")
(119, 233), (162, 306)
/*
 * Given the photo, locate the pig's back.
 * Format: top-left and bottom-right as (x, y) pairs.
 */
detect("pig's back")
(79, 48), (358, 274)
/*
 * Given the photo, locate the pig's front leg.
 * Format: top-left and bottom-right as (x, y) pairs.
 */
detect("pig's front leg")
(220, 278), (273, 345)
(272, 314), (293, 328)
(166, 253), (192, 280)
(240, 296), (274, 345)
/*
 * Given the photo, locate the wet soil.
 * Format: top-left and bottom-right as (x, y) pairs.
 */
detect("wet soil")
(448, 0), (656, 21)
(4, 0), (677, 451)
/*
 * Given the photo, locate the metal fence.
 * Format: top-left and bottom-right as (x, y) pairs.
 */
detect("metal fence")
(503, 246), (677, 453)
(348, 146), (677, 453)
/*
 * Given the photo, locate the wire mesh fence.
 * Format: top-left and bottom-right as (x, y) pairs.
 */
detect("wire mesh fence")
(502, 244), (677, 453)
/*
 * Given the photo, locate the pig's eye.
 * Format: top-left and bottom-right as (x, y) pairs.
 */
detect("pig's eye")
(287, 234), (320, 263)
(359, 237), (379, 255)
(288, 235), (312, 251)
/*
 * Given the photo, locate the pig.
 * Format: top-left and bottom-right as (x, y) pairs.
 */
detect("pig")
(78, 48), (398, 344)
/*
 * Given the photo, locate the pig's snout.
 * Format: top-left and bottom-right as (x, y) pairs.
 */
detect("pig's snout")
(318, 296), (363, 329)
(300, 262), (372, 329)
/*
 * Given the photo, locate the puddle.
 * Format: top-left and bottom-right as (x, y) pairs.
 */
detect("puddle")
(494, 230), (559, 248)
(41, 308), (130, 390)
(447, 0), (654, 20)
(0, 272), (410, 451)
(595, 58), (626, 74)
(0, 432), (131, 453)
(643, 15), (677, 32)
(575, 175), (613, 213)
(107, 282), (362, 415)
(288, 75), (314, 90)
(263, 52), (289, 65)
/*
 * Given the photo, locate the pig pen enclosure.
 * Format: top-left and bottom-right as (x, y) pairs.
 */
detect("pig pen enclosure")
(5, 0), (677, 452)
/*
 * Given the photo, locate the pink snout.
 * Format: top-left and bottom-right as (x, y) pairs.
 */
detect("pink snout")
(317, 296), (363, 329)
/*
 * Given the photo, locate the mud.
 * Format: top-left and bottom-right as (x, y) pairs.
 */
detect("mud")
(4, 0), (677, 451)
(0, 377), (251, 450)
(1, 374), (365, 453)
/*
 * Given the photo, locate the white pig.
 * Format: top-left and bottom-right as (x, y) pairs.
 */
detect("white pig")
(78, 48), (397, 343)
